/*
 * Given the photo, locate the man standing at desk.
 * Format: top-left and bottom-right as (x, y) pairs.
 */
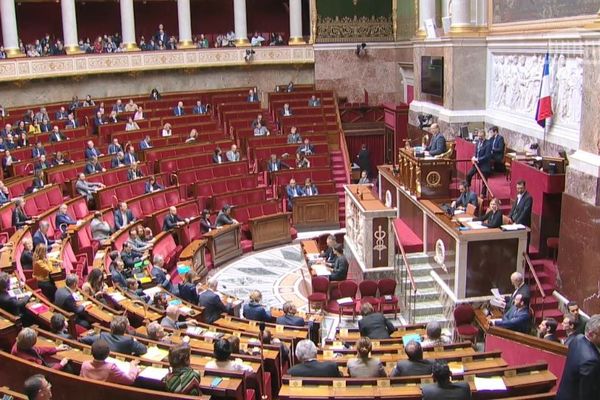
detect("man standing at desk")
(466, 129), (492, 195)
(508, 180), (533, 227)
(425, 123), (446, 156)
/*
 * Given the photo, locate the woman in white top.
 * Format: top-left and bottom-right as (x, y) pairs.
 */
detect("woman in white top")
(125, 117), (139, 131)
(161, 123), (172, 137)
(133, 107), (144, 121)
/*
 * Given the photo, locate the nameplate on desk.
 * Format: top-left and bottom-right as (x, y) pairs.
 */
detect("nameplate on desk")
(249, 321), (257, 327)
(462, 356), (473, 362)
(233, 331), (241, 337)
(504, 369), (516, 377)
(332, 380), (346, 388)
(323, 350), (334, 359)
(372, 341), (380, 348)
(275, 324), (284, 332)
(377, 379), (391, 388)
(239, 343), (248, 351)
(421, 377), (434, 384)
(434, 346), (443, 352)
(83, 348), (91, 355)
(289, 379), (303, 388)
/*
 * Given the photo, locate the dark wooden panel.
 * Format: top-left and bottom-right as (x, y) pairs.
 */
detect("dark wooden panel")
(466, 238), (518, 298)
(292, 195), (339, 231)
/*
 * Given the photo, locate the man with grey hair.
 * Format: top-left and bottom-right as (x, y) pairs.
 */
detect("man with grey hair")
(421, 321), (452, 348)
(76, 172), (104, 201)
(32, 220), (55, 251)
(54, 274), (90, 329)
(150, 254), (177, 295)
(81, 315), (147, 356)
(288, 339), (341, 377)
(198, 278), (232, 324)
(503, 271), (531, 315)
(161, 304), (197, 329)
(557, 314), (600, 400)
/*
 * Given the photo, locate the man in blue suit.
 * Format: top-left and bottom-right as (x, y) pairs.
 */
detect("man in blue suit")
(124, 147), (137, 165)
(150, 254), (178, 295)
(192, 100), (207, 114)
(286, 178), (303, 210)
(198, 278), (232, 323)
(425, 123), (446, 156)
(301, 178), (318, 197)
(139, 135), (152, 150)
(107, 138), (123, 155)
(114, 202), (135, 230)
(466, 129), (492, 195)
(32, 142), (46, 159)
(491, 294), (531, 334)
(489, 126), (505, 172)
(80, 315), (147, 356)
(173, 101), (185, 116)
(451, 181), (478, 213)
(276, 301), (305, 327)
(55, 204), (78, 236)
(33, 221), (55, 250)
(85, 140), (103, 159)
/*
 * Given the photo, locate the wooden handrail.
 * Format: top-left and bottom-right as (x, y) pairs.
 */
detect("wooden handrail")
(333, 95), (351, 184)
(524, 252), (545, 299)
(471, 161), (495, 199)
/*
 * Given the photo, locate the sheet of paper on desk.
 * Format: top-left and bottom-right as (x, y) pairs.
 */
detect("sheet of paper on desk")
(312, 265), (331, 276)
(456, 216), (474, 223)
(109, 292), (126, 302)
(501, 224), (527, 231)
(453, 210), (465, 215)
(141, 346), (168, 362)
(186, 326), (204, 336)
(143, 287), (162, 297)
(106, 357), (131, 375)
(465, 221), (487, 230)
(448, 362), (464, 374)
(179, 306), (192, 315)
(138, 366), (169, 381)
(474, 376), (507, 391)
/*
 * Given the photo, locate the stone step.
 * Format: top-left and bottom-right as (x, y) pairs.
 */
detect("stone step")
(414, 314), (449, 325)
(414, 287), (441, 302)
(414, 300), (445, 317)
(403, 275), (436, 290)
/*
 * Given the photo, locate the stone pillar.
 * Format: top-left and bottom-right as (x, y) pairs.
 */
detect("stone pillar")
(120, 0), (139, 51)
(309, 0), (316, 44)
(288, 0), (304, 44)
(177, 0), (194, 48)
(450, 0), (477, 34)
(0, 0), (23, 57)
(61, 0), (81, 54)
(416, 0), (436, 38)
(233, 0), (249, 46)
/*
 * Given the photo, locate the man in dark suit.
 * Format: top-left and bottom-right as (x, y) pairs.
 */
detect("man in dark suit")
(451, 181), (478, 213)
(111, 152), (125, 168)
(0, 272), (31, 318)
(422, 360), (471, 400)
(215, 205), (238, 227)
(54, 274), (90, 329)
(276, 301), (305, 327)
(568, 301), (590, 335)
(247, 89), (259, 103)
(192, 100), (207, 114)
(489, 126), (505, 172)
(391, 341), (433, 376)
(65, 113), (78, 129)
(508, 180), (533, 227)
(503, 271), (531, 315)
(80, 315), (147, 356)
(288, 339), (342, 377)
(267, 154), (287, 172)
(163, 206), (188, 231)
(33, 221), (55, 251)
(197, 278), (232, 324)
(286, 178), (303, 210)
(297, 138), (315, 155)
(32, 143), (46, 159)
(301, 178), (318, 197)
(151, 254), (177, 295)
(54, 106), (68, 120)
(358, 302), (396, 339)
(85, 140), (103, 160)
(538, 318), (560, 342)
(425, 123), (446, 156)
(139, 135), (152, 150)
(124, 147), (137, 165)
(356, 144), (371, 178)
(466, 129), (492, 195)
(114, 202), (135, 230)
(107, 139), (123, 155)
(557, 315), (600, 400)
(49, 126), (67, 142)
(173, 101), (185, 116)
(154, 23), (167, 44)
(84, 156), (105, 175)
(55, 204), (78, 235)
(491, 294), (531, 334)
(329, 244), (348, 281)
(93, 111), (105, 134)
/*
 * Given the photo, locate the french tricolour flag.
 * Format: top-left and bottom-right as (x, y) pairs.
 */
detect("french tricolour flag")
(535, 53), (553, 128)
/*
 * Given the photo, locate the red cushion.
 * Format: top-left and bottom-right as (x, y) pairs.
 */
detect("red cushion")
(456, 325), (478, 336)
(241, 240), (253, 253)
(308, 293), (326, 302)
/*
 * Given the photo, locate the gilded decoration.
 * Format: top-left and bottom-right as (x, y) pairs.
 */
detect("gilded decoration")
(316, 15), (394, 43)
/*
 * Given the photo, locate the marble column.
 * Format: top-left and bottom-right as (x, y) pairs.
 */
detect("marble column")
(0, 0), (23, 57)
(309, 0), (316, 44)
(61, 0), (81, 54)
(233, 0), (249, 46)
(450, 0), (477, 34)
(177, 0), (194, 48)
(288, 0), (304, 44)
(416, 0), (436, 38)
(120, 0), (139, 51)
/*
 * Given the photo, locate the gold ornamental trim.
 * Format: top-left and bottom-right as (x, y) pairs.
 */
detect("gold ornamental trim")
(316, 15), (394, 43)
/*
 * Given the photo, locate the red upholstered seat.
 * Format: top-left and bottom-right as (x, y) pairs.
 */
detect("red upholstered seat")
(308, 276), (329, 312)
(47, 187), (63, 206)
(71, 199), (89, 219)
(356, 280), (380, 312)
(241, 240), (253, 253)
(227, 180), (242, 191)
(212, 181), (227, 194)
(454, 303), (479, 343)
(115, 186), (132, 201)
(378, 278), (399, 318)
(103, 172), (118, 186)
(153, 195), (167, 210)
(164, 190), (180, 205)
(337, 280), (358, 321)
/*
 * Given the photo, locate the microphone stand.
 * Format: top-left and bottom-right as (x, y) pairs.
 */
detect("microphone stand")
(258, 321), (269, 400)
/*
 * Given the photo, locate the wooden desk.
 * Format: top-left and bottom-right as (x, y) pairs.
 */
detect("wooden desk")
(397, 147), (454, 199)
(202, 224), (242, 267)
(179, 239), (208, 279)
(292, 195), (340, 231)
(249, 212), (292, 250)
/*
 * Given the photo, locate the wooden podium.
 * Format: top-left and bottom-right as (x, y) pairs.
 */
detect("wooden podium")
(292, 195), (340, 231)
(249, 212), (292, 250)
(179, 239), (208, 279)
(203, 224), (243, 267)
(345, 185), (396, 269)
(397, 148), (454, 199)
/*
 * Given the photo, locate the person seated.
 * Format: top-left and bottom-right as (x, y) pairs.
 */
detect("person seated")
(161, 305), (197, 329)
(0, 183), (9, 205)
(80, 315), (147, 356)
(421, 321), (452, 347)
(112, 99), (125, 113)
(424, 123), (446, 156)
(145, 175), (164, 193)
(114, 202), (135, 230)
(451, 181), (478, 214)
(52, 151), (72, 166)
(163, 206), (189, 231)
(288, 339), (341, 377)
(2, 149), (20, 173)
(198, 278), (233, 324)
(226, 144), (240, 162)
(178, 272), (199, 304)
(206, 338), (254, 372)
(212, 147), (224, 164)
(147, 321), (171, 343)
(109, 256), (127, 289)
(31, 169), (47, 191)
(55, 106), (68, 120)
(120, 242), (142, 270)
(0, 271), (31, 318)
(34, 155), (50, 171)
(107, 138), (123, 155)
(267, 153), (288, 173)
(247, 89), (259, 103)
(295, 152), (310, 169)
(199, 209), (215, 234)
(308, 95), (321, 107)
(150, 88), (161, 100)
(54, 274), (91, 329)
(49, 126), (68, 143)
(82, 268), (108, 301)
(127, 163), (143, 180)
(12, 198), (32, 229)
(151, 254), (178, 295)
(139, 135), (152, 149)
(286, 81), (294, 92)
(473, 198), (503, 228)
(489, 294), (531, 334)
(80, 339), (140, 384)
(50, 313), (73, 340)
(125, 117), (139, 131)
(216, 204), (238, 227)
(562, 314), (577, 346)
(318, 235), (337, 265)
(55, 203), (79, 236)
(124, 146), (137, 165)
(280, 103), (293, 117)
(90, 211), (112, 242)
(20, 238), (34, 270)
(33, 221), (55, 251)
(185, 129), (199, 143)
(253, 122), (270, 136)
(422, 360), (472, 400)
(173, 101), (185, 116)
(164, 345), (202, 395)
(32, 142), (46, 159)
(251, 114), (264, 129)
(391, 340), (433, 376)
(243, 290), (271, 322)
(328, 244), (348, 281)
(65, 113), (79, 129)
(126, 278), (149, 303)
(297, 138), (315, 155)
(93, 111), (105, 133)
(347, 337), (387, 377)
(276, 301), (305, 327)
(358, 303), (395, 339)
(301, 177), (318, 196)
(107, 110), (118, 124)
(12, 328), (70, 370)
(250, 32), (265, 47)
(358, 170), (371, 184)
(287, 126), (302, 144)
(192, 100), (207, 114)
(161, 122), (173, 137)
(85, 156), (106, 175)
(538, 318), (560, 342)
(285, 178), (303, 210)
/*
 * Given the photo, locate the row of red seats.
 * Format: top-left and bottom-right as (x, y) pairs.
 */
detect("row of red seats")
(252, 142), (329, 162)
(96, 173), (170, 209)
(272, 167), (333, 187)
(46, 156), (113, 186)
(217, 101), (261, 123)
(212, 188), (267, 212)
(157, 152), (215, 174)
(192, 173), (258, 198)
(268, 91), (332, 117)
(144, 139), (232, 165)
(177, 162), (249, 190)
(232, 199), (282, 234)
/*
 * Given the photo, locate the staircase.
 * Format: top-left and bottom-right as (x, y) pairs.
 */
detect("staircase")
(526, 257), (563, 335)
(331, 150), (348, 226)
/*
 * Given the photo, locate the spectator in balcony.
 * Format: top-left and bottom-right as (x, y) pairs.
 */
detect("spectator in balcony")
(52, 151), (72, 166)
(65, 112), (78, 129)
(166, 36), (177, 50)
(270, 33), (285, 46)
(29, 119), (41, 135)
(302, 178), (318, 197)
(76, 173), (104, 201)
(145, 175), (164, 194)
(538, 317), (560, 343)
(287, 81), (294, 92)
(108, 138), (123, 155)
(212, 147), (223, 164)
(91, 211), (112, 242)
(104, 36), (117, 53)
(114, 202), (135, 230)
(127, 163), (143, 181)
(253, 122), (270, 137)
(281, 103), (293, 117)
(216, 204), (238, 227)
(133, 106), (145, 121)
(226, 144), (240, 162)
(295, 152), (310, 169)
(197, 34), (209, 49)
(154, 23), (168, 45)
(247, 88), (259, 103)
(55, 106), (68, 120)
(173, 101), (185, 116)
(251, 32), (265, 47)
(112, 99), (125, 114)
(111, 151), (125, 168)
(185, 129), (198, 143)
(193, 100), (207, 114)
(124, 145), (137, 165)
(85, 140), (103, 159)
(297, 138), (315, 155)
(83, 94), (95, 107)
(107, 110), (119, 124)
(308, 95), (321, 107)
(156, 40), (166, 50)
(26, 44), (40, 57)
(84, 156), (106, 174)
(140, 135), (152, 150)
(93, 37), (103, 53)
(0, 47), (5, 59)
(125, 117), (139, 131)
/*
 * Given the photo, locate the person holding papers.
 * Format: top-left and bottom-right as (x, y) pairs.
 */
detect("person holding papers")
(80, 339), (140, 384)
(422, 360), (471, 400)
(503, 272), (531, 315)
(473, 198), (503, 228)
(451, 181), (478, 213)
(489, 294), (531, 334)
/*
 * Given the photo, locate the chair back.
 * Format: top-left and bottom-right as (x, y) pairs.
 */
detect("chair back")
(311, 276), (329, 294)
(377, 278), (396, 296)
(339, 280), (358, 298)
(453, 303), (475, 326)
(358, 280), (378, 298)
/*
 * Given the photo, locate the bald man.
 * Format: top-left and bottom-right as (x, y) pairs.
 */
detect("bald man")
(160, 305), (197, 329)
(425, 123), (447, 156)
(504, 271), (531, 315)
(162, 206), (189, 231)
